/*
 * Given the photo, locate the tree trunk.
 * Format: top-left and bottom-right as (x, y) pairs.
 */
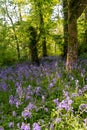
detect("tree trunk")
(28, 26), (39, 65)
(63, 0), (68, 57)
(37, 2), (48, 57)
(30, 45), (39, 65)
(18, 4), (22, 21)
(66, 0), (87, 71)
(42, 37), (47, 57)
(84, 7), (87, 43)
(66, 10), (78, 71)
(5, 2), (20, 60)
(15, 35), (20, 59)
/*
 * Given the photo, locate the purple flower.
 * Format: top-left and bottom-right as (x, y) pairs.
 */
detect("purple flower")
(21, 122), (30, 130)
(34, 87), (41, 95)
(79, 104), (87, 112)
(17, 123), (21, 129)
(16, 86), (23, 99)
(59, 100), (69, 111)
(33, 123), (41, 130)
(9, 122), (14, 128)
(15, 82), (20, 87)
(54, 96), (73, 111)
(25, 103), (37, 111)
(12, 111), (16, 117)
(63, 90), (69, 98)
(1, 83), (7, 91)
(42, 95), (45, 102)
(78, 89), (83, 96)
(16, 100), (22, 108)
(9, 95), (14, 105)
(84, 118), (87, 125)
(72, 93), (78, 98)
(22, 110), (32, 119)
(82, 85), (87, 93)
(53, 98), (59, 106)
(75, 80), (79, 86)
(44, 107), (48, 112)
(0, 126), (4, 130)
(49, 82), (54, 88)
(67, 98), (73, 105)
(50, 123), (54, 130)
(54, 118), (61, 123)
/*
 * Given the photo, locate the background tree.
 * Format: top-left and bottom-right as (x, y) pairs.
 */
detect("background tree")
(36, 1), (47, 57)
(31, 0), (58, 57)
(4, 0), (21, 59)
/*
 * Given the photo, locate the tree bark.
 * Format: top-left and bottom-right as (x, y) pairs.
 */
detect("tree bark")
(37, 2), (48, 57)
(28, 26), (39, 65)
(69, 0), (87, 19)
(66, 0), (87, 71)
(42, 37), (47, 57)
(66, 17), (78, 70)
(63, 0), (68, 57)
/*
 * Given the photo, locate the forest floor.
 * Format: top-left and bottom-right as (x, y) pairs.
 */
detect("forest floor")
(0, 56), (87, 130)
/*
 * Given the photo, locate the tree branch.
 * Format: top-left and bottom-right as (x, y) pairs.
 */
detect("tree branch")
(69, 0), (87, 19)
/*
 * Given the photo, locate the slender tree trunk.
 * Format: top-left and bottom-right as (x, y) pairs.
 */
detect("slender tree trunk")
(5, 2), (20, 60)
(66, 10), (78, 71)
(14, 35), (20, 59)
(41, 29), (47, 57)
(18, 4), (22, 21)
(42, 37), (47, 57)
(40, 12), (48, 57)
(63, 0), (68, 57)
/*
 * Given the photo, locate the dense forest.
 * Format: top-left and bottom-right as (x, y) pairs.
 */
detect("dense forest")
(0, 0), (87, 70)
(0, 0), (87, 130)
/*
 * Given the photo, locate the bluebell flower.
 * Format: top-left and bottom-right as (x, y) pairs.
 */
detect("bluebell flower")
(79, 104), (87, 112)
(22, 110), (32, 120)
(0, 126), (4, 130)
(9, 95), (14, 105)
(9, 122), (14, 128)
(53, 98), (59, 106)
(33, 123), (41, 130)
(21, 122), (30, 130)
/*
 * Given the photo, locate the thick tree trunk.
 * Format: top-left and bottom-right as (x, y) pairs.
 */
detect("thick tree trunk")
(29, 26), (39, 65)
(66, 0), (87, 71)
(30, 45), (39, 65)
(66, 12), (78, 71)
